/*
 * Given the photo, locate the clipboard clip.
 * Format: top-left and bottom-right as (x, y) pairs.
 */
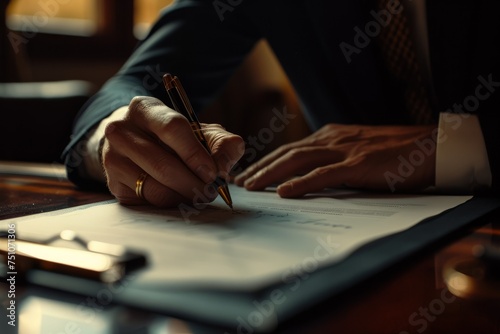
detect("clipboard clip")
(0, 230), (147, 283)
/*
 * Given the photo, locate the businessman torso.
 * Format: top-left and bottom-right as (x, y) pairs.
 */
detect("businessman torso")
(65, 0), (500, 188)
(240, 0), (500, 125)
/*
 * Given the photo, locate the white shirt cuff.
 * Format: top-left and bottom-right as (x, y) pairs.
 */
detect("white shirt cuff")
(436, 112), (492, 192)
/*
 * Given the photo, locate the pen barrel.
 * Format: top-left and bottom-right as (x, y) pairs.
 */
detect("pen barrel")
(166, 88), (189, 118)
(166, 85), (212, 152)
(190, 122), (211, 152)
(164, 73), (233, 208)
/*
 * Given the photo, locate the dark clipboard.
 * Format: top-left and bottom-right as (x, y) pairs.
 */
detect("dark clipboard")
(1, 196), (499, 333)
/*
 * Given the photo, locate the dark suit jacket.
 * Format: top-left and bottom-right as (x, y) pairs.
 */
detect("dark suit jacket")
(63, 0), (500, 192)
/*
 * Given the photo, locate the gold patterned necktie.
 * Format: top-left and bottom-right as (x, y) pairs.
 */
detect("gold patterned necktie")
(377, 0), (434, 124)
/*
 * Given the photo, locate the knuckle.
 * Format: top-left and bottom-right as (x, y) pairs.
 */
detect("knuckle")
(322, 124), (332, 131)
(162, 113), (189, 133)
(287, 148), (303, 160)
(280, 142), (295, 152)
(129, 96), (149, 114)
(274, 143), (293, 157)
(129, 96), (163, 117)
(322, 123), (337, 132)
(130, 96), (155, 110)
(213, 133), (244, 153)
(313, 165), (332, 177)
(104, 120), (124, 138)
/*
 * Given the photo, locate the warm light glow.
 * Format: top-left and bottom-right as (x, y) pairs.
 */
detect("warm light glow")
(7, 0), (177, 38)
(19, 241), (113, 272)
(134, 0), (174, 38)
(135, 0), (174, 25)
(6, 0), (97, 36)
(7, 0), (96, 20)
(447, 272), (472, 298)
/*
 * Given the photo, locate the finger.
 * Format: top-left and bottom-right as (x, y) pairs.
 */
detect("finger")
(276, 164), (355, 198)
(105, 120), (210, 200)
(111, 179), (193, 208)
(139, 174), (201, 207)
(127, 97), (218, 184)
(114, 169), (216, 208)
(234, 140), (309, 186)
(243, 147), (345, 190)
(201, 124), (245, 179)
(103, 147), (188, 207)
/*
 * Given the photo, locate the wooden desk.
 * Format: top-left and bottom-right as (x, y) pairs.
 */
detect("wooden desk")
(1, 163), (499, 334)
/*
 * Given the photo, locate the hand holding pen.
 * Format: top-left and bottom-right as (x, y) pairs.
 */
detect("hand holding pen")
(100, 83), (244, 208)
(163, 73), (233, 209)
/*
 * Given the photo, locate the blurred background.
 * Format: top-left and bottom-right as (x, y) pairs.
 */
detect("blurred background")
(0, 0), (308, 167)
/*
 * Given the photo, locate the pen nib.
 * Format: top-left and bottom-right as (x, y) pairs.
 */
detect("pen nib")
(217, 184), (233, 210)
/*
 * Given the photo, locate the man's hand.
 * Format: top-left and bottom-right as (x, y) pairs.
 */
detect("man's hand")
(234, 123), (438, 197)
(102, 96), (244, 207)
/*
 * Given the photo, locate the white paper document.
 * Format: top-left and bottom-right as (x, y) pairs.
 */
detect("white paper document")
(2, 185), (471, 290)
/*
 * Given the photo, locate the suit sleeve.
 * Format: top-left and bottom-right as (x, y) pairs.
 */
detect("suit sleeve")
(61, 0), (261, 189)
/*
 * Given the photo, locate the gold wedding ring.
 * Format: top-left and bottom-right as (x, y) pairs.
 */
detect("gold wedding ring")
(135, 172), (148, 199)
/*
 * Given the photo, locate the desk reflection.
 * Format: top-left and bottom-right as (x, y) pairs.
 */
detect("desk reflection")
(0, 285), (211, 334)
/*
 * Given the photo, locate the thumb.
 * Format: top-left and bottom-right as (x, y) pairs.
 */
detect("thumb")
(202, 124), (245, 177)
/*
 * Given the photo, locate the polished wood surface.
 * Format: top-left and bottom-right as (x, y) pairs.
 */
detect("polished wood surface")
(0, 174), (113, 220)
(292, 223), (500, 334)
(1, 163), (499, 334)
